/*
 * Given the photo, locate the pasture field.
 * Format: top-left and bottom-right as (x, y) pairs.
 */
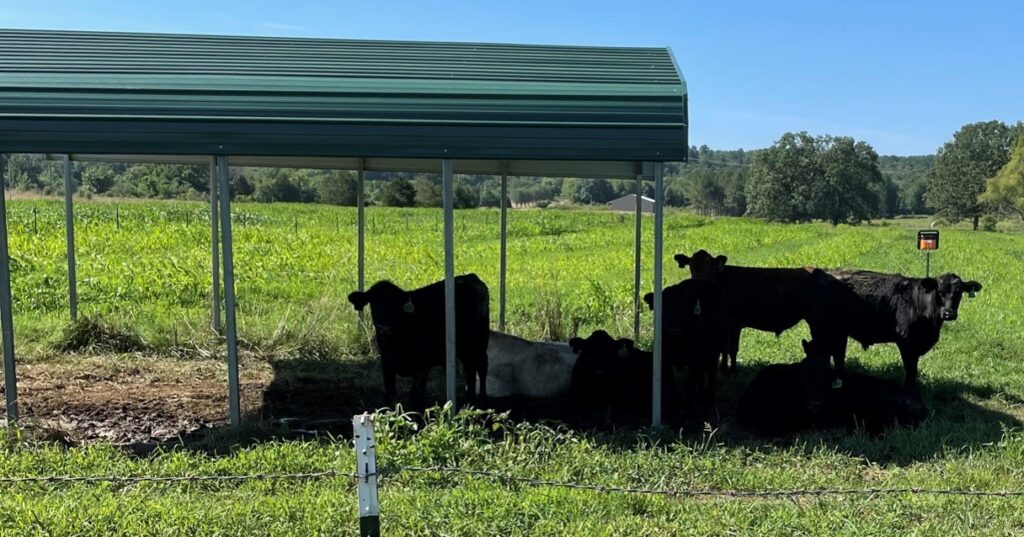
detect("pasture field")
(1, 198), (1024, 535)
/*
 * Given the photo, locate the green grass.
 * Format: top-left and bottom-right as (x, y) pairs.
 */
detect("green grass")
(3, 198), (1024, 534)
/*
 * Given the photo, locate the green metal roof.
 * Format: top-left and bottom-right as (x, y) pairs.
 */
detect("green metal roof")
(0, 29), (687, 168)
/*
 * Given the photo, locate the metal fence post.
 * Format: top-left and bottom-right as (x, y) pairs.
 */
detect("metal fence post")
(353, 413), (380, 537)
(442, 159), (456, 405)
(0, 154), (18, 422)
(62, 155), (77, 321)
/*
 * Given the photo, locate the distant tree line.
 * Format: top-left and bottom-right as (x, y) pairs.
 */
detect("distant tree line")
(3, 120), (1019, 229)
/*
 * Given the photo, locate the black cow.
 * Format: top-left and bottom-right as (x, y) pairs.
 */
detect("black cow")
(643, 278), (729, 405)
(818, 270), (982, 387)
(348, 274), (490, 406)
(674, 250), (829, 373)
(737, 339), (928, 436)
(568, 330), (665, 423)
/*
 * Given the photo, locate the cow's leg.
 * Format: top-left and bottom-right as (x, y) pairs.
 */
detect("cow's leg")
(727, 329), (741, 373)
(381, 359), (398, 406)
(462, 360), (477, 407)
(901, 351), (921, 388)
(832, 339), (847, 389)
(476, 352), (489, 405)
(410, 371), (429, 409)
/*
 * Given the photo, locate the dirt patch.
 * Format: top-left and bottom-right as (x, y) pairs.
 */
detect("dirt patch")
(4, 356), (273, 446)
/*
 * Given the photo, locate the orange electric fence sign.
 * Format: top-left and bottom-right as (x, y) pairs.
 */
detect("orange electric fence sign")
(918, 230), (939, 251)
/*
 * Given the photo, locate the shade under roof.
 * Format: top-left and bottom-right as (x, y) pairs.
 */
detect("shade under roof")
(0, 29), (688, 174)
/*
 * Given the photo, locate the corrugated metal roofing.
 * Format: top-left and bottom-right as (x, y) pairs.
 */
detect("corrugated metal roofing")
(0, 29), (687, 168)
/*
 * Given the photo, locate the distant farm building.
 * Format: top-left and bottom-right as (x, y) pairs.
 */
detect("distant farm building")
(608, 194), (655, 213)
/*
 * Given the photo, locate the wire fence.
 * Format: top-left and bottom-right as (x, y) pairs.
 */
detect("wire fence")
(2, 464), (1024, 498)
(4, 415), (1024, 537)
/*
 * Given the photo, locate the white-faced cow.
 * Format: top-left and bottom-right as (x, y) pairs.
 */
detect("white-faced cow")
(674, 249), (830, 373)
(643, 277), (729, 405)
(348, 274), (490, 406)
(484, 331), (576, 399)
(818, 270), (982, 387)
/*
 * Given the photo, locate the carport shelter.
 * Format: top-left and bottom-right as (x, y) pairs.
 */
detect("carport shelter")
(0, 29), (688, 426)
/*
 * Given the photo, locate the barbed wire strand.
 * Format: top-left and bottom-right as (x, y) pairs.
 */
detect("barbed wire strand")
(385, 465), (1024, 499)
(0, 469), (361, 485)
(2, 465), (1023, 499)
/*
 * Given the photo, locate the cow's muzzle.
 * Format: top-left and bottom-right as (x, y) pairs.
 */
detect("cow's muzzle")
(941, 310), (957, 321)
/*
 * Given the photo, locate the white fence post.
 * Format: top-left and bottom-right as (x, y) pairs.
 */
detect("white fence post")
(353, 413), (380, 537)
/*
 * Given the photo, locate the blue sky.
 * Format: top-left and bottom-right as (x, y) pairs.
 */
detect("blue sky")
(2, 0), (1020, 155)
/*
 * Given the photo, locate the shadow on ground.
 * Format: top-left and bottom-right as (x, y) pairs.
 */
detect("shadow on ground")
(236, 352), (1024, 466)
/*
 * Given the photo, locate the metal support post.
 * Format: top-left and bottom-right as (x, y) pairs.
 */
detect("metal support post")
(633, 174), (643, 341)
(0, 155), (18, 422)
(499, 162), (508, 332)
(652, 162), (665, 426)
(442, 159), (457, 404)
(62, 155), (77, 321)
(216, 156), (241, 427)
(209, 157), (221, 335)
(357, 160), (366, 324)
(354, 413), (380, 537)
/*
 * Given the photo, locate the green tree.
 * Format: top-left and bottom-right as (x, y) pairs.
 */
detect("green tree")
(414, 176), (442, 207)
(317, 171), (357, 205)
(570, 178), (615, 204)
(980, 135), (1024, 220)
(687, 169), (725, 216)
(746, 132), (820, 222)
(81, 163), (117, 194)
(812, 136), (882, 225)
(926, 120), (1018, 230)
(378, 178), (416, 207)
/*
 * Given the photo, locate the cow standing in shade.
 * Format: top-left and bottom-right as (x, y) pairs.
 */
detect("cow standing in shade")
(674, 250), (829, 374)
(643, 277), (729, 405)
(348, 274), (490, 406)
(817, 270), (982, 387)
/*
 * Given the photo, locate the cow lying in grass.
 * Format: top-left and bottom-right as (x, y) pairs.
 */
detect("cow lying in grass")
(817, 270), (982, 387)
(484, 331), (576, 399)
(737, 339), (928, 436)
(348, 274), (490, 406)
(568, 330), (664, 423)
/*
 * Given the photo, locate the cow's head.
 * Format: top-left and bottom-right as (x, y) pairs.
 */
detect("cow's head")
(347, 280), (413, 335)
(569, 330), (623, 405)
(674, 250), (728, 280)
(922, 274), (983, 322)
(645, 281), (721, 337)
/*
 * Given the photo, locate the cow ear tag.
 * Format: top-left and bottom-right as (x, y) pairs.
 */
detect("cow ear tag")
(403, 299), (415, 313)
(693, 299), (702, 316)
(618, 344), (629, 358)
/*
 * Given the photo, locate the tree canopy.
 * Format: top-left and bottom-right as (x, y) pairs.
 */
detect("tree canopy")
(981, 134), (1024, 220)
(926, 120), (1020, 229)
(745, 132), (882, 225)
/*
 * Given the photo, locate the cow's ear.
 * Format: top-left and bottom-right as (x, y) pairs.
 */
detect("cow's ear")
(714, 255), (728, 272)
(965, 280), (982, 296)
(642, 292), (654, 310)
(920, 278), (938, 293)
(348, 291), (370, 311)
(674, 254), (691, 268)
(568, 337), (584, 353)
